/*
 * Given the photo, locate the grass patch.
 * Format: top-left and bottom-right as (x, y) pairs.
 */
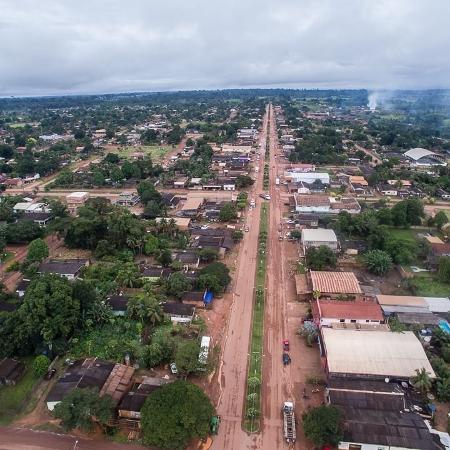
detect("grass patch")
(108, 145), (172, 162)
(385, 227), (419, 242)
(243, 203), (269, 433)
(0, 357), (38, 425)
(410, 273), (450, 297)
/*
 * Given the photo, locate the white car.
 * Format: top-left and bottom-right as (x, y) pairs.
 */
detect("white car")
(200, 225), (210, 230)
(170, 362), (178, 374)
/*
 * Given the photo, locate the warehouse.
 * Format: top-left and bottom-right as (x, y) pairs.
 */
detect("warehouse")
(321, 328), (435, 381)
(301, 228), (338, 252)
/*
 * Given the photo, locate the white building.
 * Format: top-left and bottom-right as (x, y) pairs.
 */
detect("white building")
(404, 148), (447, 167)
(301, 228), (338, 252)
(284, 171), (330, 185)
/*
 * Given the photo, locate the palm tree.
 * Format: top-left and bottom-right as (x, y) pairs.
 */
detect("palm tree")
(312, 290), (321, 301)
(412, 368), (433, 395)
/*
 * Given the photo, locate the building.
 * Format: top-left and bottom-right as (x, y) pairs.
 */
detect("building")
(321, 328), (435, 381)
(118, 377), (168, 422)
(66, 191), (90, 215)
(15, 279), (31, 298)
(46, 358), (134, 411)
(173, 177), (189, 189)
(115, 192), (140, 207)
(427, 242), (450, 268)
(0, 358), (25, 386)
(312, 300), (384, 327)
(38, 259), (89, 280)
(20, 211), (53, 227)
(140, 266), (172, 282)
(284, 170), (330, 185)
(328, 379), (440, 450)
(172, 251), (200, 269)
(155, 217), (191, 231)
(180, 197), (204, 217)
(293, 194), (360, 214)
(106, 294), (130, 316)
(404, 148), (447, 167)
(162, 302), (195, 323)
(308, 271), (364, 301)
(301, 228), (338, 252)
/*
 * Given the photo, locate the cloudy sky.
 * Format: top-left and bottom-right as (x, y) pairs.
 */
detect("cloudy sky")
(1, 0), (450, 96)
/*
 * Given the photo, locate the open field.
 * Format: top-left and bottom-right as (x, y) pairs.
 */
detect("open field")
(386, 227), (420, 242)
(243, 202), (269, 432)
(0, 358), (37, 425)
(107, 145), (173, 162)
(410, 273), (450, 297)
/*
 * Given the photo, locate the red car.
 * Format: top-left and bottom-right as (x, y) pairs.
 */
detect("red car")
(283, 340), (289, 351)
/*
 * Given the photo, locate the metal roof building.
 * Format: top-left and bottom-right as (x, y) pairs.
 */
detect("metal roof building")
(321, 328), (435, 380)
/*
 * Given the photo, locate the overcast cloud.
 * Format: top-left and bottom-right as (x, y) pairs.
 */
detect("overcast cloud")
(1, 0), (450, 96)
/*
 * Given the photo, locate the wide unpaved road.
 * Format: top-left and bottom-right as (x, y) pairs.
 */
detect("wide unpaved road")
(212, 107), (270, 450)
(260, 105), (322, 450)
(0, 426), (148, 450)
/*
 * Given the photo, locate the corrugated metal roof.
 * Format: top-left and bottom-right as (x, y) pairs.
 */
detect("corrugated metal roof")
(322, 328), (435, 379)
(301, 228), (337, 243)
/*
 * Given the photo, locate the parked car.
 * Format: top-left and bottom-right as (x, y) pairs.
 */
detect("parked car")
(283, 340), (290, 351)
(282, 353), (291, 365)
(170, 362), (178, 374)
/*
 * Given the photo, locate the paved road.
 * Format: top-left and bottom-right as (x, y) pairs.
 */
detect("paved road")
(0, 427), (148, 450)
(212, 106), (269, 450)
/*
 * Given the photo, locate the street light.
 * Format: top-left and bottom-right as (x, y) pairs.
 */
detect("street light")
(73, 440), (79, 450)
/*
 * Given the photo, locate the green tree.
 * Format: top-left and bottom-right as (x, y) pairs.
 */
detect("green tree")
(305, 246), (337, 270)
(27, 238), (49, 263)
(53, 388), (114, 432)
(302, 405), (343, 447)
(32, 355), (50, 377)
(144, 234), (160, 255)
(364, 250), (392, 275)
(115, 262), (140, 288)
(198, 262), (231, 293)
(18, 274), (79, 351)
(158, 249), (173, 267)
(437, 378), (450, 401)
(412, 367), (433, 395)
(166, 273), (192, 299)
(127, 293), (164, 328)
(435, 211), (449, 230)
(199, 248), (218, 263)
(175, 341), (201, 377)
(235, 175), (254, 189)
(438, 257), (450, 283)
(218, 202), (238, 222)
(141, 381), (214, 449)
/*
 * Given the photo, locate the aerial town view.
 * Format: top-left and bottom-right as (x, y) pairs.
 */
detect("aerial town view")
(1, 2), (450, 450)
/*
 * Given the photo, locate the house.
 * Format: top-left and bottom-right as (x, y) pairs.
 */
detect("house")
(173, 177), (189, 189)
(180, 197), (204, 217)
(284, 170), (330, 185)
(311, 300), (384, 328)
(327, 379), (440, 450)
(181, 290), (214, 309)
(376, 294), (450, 316)
(348, 175), (369, 194)
(308, 271), (365, 301)
(106, 295), (130, 316)
(118, 377), (168, 422)
(66, 191), (90, 216)
(320, 328), (435, 381)
(427, 242), (450, 268)
(190, 228), (234, 256)
(140, 266), (172, 282)
(15, 278), (31, 298)
(38, 259), (89, 280)
(162, 302), (195, 323)
(160, 193), (182, 209)
(293, 194), (360, 214)
(301, 228), (338, 253)
(172, 251), (200, 269)
(404, 148), (447, 167)
(20, 211), (53, 227)
(0, 358), (25, 386)
(115, 192), (140, 207)
(46, 358), (134, 410)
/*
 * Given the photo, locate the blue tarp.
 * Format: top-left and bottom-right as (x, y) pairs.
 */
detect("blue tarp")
(203, 290), (214, 305)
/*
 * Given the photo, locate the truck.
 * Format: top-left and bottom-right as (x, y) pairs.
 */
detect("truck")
(282, 402), (296, 444)
(275, 177), (280, 186)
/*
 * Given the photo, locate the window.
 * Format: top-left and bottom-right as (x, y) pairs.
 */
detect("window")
(339, 319), (345, 323)
(366, 320), (370, 323)
(350, 319), (357, 323)
(349, 445), (362, 450)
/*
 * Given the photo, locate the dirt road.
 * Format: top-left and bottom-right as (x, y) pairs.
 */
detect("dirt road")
(212, 107), (269, 450)
(260, 105), (323, 450)
(0, 426), (148, 450)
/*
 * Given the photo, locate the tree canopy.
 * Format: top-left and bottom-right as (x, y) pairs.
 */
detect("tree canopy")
(141, 381), (215, 449)
(302, 405), (343, 446)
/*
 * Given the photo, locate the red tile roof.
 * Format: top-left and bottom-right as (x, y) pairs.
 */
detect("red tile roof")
(312, 300), (383, 321)
(310, 271), (362, 294)
(295, 194), (330, 207)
